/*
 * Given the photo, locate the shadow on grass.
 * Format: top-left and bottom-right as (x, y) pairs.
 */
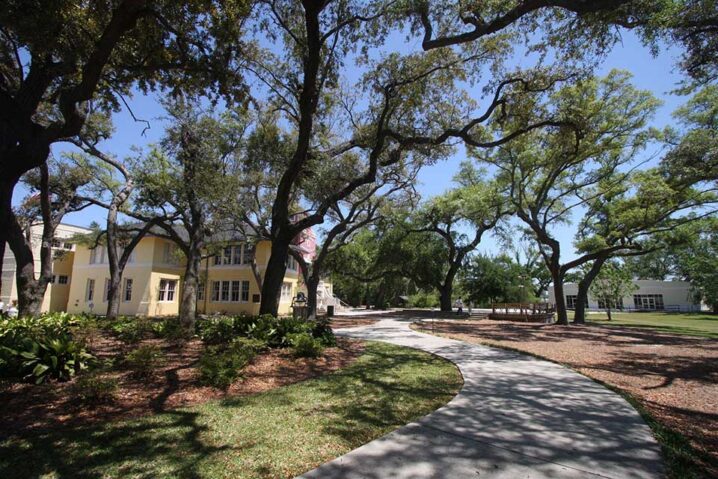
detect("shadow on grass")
(314, 345), (461, 445)
(0, 409), (232, 478)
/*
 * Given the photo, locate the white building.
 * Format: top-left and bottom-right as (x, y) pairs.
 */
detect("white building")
(1, 223), (90, 312)
(548, 280), (704, 313)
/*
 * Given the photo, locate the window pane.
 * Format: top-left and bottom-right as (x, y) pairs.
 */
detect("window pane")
(242, 243), (255, 264)
(86, 279), (95, 301)
(231, 281), (240, 302)
(124, 278), (133, 301)
(221, 281), (230, 301)
(167, 281), (176, 301)
(212, 281), (221, 301)
(233, 246), (242, 264)
(241, 281), (250, 302)
(223, 247), (232, 265)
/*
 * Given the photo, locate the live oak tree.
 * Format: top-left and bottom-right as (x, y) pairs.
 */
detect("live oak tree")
(289, 164), (418, 319)
(407, 163), (510, 312)
(0, 0), (249, 316)
(662, 85), (718, 187)
(133, 100), (247, 333)
(13, 158), (93, 316)
(238, 0), (601, 316)
(481, 71), (662, 325)
(71, 114), (161, 320)
(589, 261), (637, 320)
(460, 253), (534, 306)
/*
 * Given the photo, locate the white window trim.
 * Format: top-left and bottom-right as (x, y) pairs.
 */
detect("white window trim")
(158, 279), (178, 302)
(210, 280), (251, 303)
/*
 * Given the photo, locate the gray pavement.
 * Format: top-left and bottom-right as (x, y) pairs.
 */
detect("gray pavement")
(298, 316), (664, 479)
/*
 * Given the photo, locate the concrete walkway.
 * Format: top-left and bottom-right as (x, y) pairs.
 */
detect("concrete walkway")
(299, 316), (663, 479)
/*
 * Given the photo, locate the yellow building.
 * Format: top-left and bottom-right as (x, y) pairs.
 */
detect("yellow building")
(66, 233), (302, 317)
(1, 223), (91, 313)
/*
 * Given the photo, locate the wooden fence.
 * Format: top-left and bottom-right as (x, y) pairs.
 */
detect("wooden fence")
(489, 302), (555, 323)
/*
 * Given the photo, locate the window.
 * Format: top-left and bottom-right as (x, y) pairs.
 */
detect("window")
(221, 280), (230, 301)
(197, 282), (205, 301)
(232, 245), (242, 264)
(51, 238), (62, 248)
(63, 242), (73, 250)
(159, 279), (177, 302)
(633, 294), (664, 311)
(103, 278), (111, 302)
(50, 275), (56, 284)
(58, 275), (69, 284)
(565, 295), (577, 309)
(223, 246), (233, 265)
(86, 279), (95, 302)
(123, 278), (133, 302)
(214, 254), (222, 265)
(163, 243), (179, 264)
(241, 281), (250, 302)
(286, 256), (298, 271)
(242, 243), (255, 264)
(281, 282), (293, 302)
(211, 280), (251, 302)
(89, 246), (105, 264)
(597, 298), (623, 310)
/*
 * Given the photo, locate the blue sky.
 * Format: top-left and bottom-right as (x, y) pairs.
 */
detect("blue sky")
(19, 30), (688, 263)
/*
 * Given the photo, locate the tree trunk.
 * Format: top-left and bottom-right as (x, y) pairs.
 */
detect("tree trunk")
(306, 274), (320, 320)
(439, 285), (453, 312)
(573, 257), (606, 325)
(179, 248), (201, 334)
(106, 268), (122, 320)
(607, 307), (613, 321)
(550, 268), (569, 325)
(260, 236), (290, 316)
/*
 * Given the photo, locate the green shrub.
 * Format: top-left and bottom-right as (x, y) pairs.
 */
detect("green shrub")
(198, 339), (259, 389)
(408, 291), (440, 308)
(0, 315), (95, 384)
(73, 373), (118, 405)
(198, 314), (327, 349)
(288, 332), (324, 358)
(106, 316), (155, 343)
(152, 318), (187, 341)
(125, 345), (165, 378)
(310, 317), (336, 346)
(197, 316), (236, 344)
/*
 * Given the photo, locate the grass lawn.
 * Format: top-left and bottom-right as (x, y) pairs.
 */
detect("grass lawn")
(0, 341), (462, 479)
(578, 311), (718, 338)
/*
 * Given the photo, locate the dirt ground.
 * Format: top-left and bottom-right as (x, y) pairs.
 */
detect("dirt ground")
(412, 319), (718, 475)
(0, 334), (364, 439)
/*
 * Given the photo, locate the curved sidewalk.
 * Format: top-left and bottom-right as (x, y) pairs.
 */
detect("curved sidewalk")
(299, 317), (663, 479)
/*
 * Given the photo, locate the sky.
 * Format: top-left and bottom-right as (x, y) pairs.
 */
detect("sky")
(15, 28), (689, 264)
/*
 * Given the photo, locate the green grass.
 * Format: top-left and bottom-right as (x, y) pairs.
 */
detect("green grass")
(0, 342), (462, 479)
(577, 311), (718, 338)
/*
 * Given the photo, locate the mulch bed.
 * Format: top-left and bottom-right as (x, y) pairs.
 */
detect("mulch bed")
(330, 316), (380, 329)
(412, 319), (718, 475)
(0, 332), (364, 439)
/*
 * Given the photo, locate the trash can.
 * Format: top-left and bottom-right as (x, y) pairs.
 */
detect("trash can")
(327, 305), (335, 317)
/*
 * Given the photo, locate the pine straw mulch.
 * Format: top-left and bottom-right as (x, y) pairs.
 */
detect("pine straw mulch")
(412, 319), (718, 476)
(0, 333), (364, 440)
